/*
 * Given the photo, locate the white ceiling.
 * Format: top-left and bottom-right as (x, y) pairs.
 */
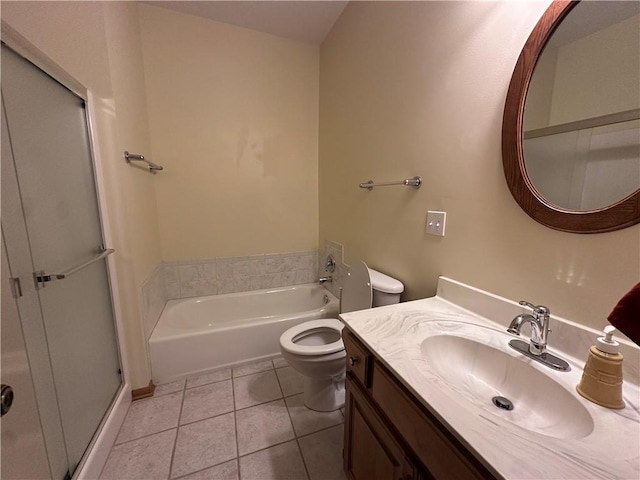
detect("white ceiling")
(145, 1), (349, 45)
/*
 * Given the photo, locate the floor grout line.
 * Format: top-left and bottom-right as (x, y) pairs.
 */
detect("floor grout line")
(184, 376), (231, 390)
(231, 369), (241, 479)
(274, 365), (312, 480)
(171, 458), (236, 480)
(157, 357), (289, 392)
(106, 358), (344, 480)
(108, 426), (178, 448)
(167, 380), (187, 479)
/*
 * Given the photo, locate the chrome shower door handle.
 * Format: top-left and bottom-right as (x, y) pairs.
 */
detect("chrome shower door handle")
(34, 248), (115, 288)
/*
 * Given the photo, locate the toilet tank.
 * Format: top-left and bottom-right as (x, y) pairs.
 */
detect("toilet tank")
(368, 268), (404, 307)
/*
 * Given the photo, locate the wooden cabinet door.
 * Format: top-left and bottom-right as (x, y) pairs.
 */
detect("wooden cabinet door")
(344, 374), (417, 480)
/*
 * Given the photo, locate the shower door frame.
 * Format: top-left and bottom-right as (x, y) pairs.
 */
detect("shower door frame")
(1, 22), (132, 479)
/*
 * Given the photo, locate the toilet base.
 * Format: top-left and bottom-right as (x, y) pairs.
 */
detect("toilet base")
(303, 376), (345, 412)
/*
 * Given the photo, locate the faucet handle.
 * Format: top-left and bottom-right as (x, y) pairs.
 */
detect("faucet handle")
(519, 300), (550, 317)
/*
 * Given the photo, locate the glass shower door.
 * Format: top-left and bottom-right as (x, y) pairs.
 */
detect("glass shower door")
(1, 44), (122, 475)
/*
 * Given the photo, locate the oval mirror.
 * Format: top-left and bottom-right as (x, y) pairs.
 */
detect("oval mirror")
(503, 0), (640, 233)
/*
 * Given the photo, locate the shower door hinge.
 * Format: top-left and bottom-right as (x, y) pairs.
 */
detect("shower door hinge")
(33, 270), (51, 290)
(9, 277), (23, 298)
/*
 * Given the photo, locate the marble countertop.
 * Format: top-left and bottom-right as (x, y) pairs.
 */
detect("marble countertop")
(340, 278), (640, 480)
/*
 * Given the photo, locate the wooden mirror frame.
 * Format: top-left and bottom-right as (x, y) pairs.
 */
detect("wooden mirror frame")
(502, 0), (640, 234)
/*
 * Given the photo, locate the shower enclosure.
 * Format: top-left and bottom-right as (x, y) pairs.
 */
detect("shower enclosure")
(1, 42), (122, 479)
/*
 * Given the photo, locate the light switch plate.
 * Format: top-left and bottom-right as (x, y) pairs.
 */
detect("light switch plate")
(426, 211), (446, 236)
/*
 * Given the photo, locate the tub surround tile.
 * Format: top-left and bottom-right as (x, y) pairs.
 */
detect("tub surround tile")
(181, 380), (234, 425)
(164, 263), (179, 283)
(177, 460), (239, 480)
(177, 261), (217, 282)
(171, 413), (237, 478)
(298, 425), (347, 480)
(285, 394), (343, 437)
(141, 264), (169, 340)
(235, 399), (295, 455)
(295, 269), (317, 285)
(179, 281), (200, 299)
(180, 279), (218, 299)
(293, 253), (317, 272)
(265, 256), (290, 274)
(275, 366), (304, 397)
(116, 392), (182, 444)
(238, 440), (308, 480)
(217, 256), (265, 279)
(166, 281), (181, 299)
(163, 251), (319, 300)
(320, 241), (347, 299)
(150, 249), (322, 315)
(101, 429), (175, 480)
(232, 359), (274, 378)
(263, 271), (297, 289)
(218, 275), (264, 295)
(199, 260), (217, 279)
(178, 264), (204, 283)
(155, 379), (185, 397)
(233, 371), (283, 410)
(186, 368), (232, 389)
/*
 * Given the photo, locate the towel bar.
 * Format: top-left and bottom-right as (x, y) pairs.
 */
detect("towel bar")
(359, 176), (422, 190)
(124, 151), (163, 173)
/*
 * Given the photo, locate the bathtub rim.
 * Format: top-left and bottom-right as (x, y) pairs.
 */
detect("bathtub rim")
(151, 283), (339, 342)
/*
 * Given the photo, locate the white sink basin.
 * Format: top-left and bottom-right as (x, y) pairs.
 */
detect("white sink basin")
(420, 332), (594, 440)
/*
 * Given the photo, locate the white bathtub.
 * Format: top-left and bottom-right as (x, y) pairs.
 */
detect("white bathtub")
(149, 284), (339, 383)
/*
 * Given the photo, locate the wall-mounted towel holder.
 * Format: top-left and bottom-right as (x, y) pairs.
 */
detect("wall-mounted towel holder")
(124, 151), (164, 173)
(359, 176), (422, 190)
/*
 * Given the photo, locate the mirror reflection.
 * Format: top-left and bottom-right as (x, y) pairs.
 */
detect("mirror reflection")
(523, 1), (640, 211)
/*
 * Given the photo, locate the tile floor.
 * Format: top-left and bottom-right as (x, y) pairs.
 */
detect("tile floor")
(101, 358), (347, 480)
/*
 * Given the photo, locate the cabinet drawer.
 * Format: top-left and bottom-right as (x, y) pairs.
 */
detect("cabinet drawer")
(343, 329), (372, 388)
(372, 363), (494, 480)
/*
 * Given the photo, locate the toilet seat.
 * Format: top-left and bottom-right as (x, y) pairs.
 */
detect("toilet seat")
(279, 319), (345, 356)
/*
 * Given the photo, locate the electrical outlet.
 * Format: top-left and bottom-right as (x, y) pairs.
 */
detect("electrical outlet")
(426, 211), (446, 236)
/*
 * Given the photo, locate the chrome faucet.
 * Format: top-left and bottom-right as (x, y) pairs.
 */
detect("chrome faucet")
(507, 301), (551, 355)
(319, 276), (333, 284)
(507, 300), (570, 371)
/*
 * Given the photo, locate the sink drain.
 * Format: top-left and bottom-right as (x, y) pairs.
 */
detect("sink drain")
(492, 396), (514, 411)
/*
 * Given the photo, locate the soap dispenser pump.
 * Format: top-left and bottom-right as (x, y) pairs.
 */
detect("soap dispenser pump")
(576, 325), (624, 409)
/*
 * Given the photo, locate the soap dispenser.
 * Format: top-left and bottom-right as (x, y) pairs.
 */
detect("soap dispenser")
(576, 326), (624, 409)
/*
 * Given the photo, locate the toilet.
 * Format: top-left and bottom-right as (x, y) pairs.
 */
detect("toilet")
(279, 260), (404, 411)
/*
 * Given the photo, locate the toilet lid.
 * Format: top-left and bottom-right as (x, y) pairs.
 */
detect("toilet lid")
(341, 260), (372, 313)
(280, 318), (345, 356)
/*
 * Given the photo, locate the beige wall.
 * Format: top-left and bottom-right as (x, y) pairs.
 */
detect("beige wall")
(138, 4), (320, 262)
(319, 1), (640, 330)
(1, 2), (162, 388)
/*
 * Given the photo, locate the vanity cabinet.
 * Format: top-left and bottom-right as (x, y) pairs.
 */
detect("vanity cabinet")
(343, 328), (496, 480)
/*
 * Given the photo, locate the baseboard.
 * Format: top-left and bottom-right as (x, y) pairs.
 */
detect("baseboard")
(131, 380), (155, 401)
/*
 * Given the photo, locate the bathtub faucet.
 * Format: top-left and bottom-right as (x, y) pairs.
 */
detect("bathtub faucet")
(319, 276), (333, 284)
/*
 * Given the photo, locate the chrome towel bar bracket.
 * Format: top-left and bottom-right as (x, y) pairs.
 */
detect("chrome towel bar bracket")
(124, 151), (164, 173)
(359, 176), (422, 190)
